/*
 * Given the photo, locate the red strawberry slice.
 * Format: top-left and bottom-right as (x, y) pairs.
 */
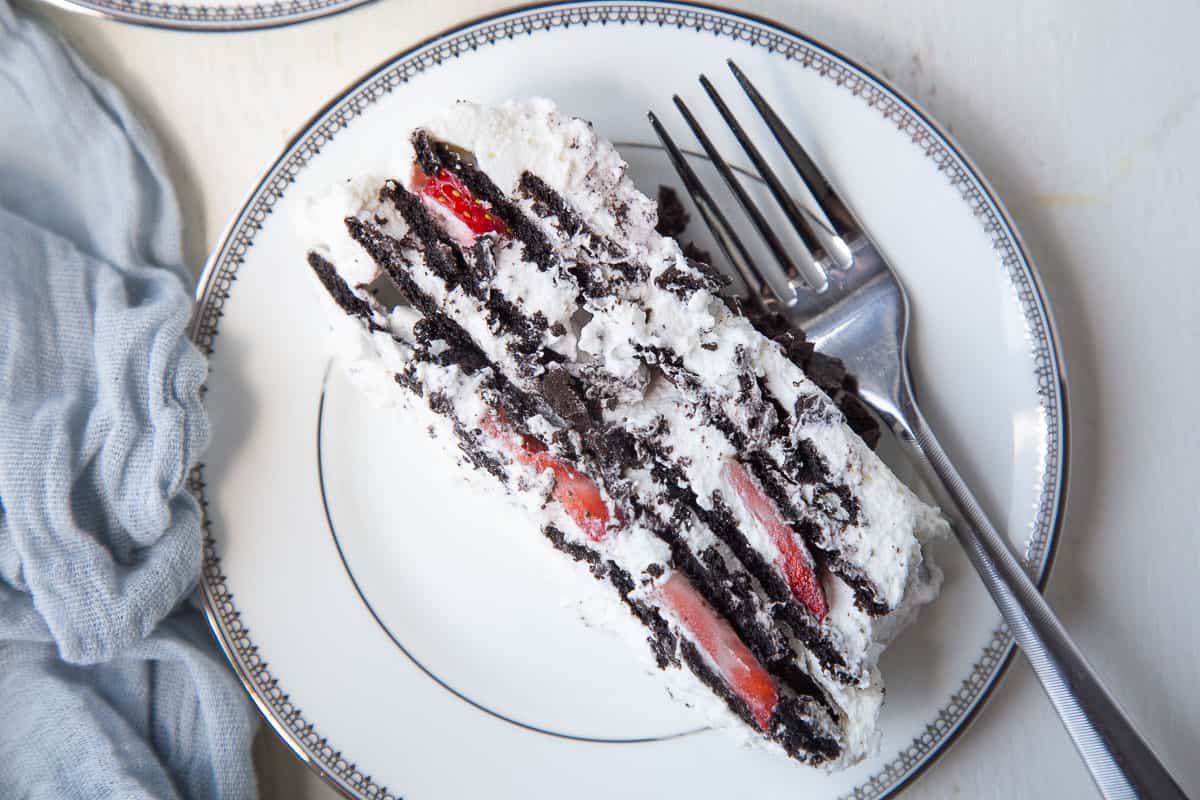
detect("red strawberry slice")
(659, 572), (778, 731)
(482, 412), (612, 541)
(416, 168), (509, 237)
(526, 450), (611, 542)
(723, 459), (827, 620)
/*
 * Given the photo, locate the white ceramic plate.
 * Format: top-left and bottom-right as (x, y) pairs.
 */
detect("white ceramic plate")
(40, 0), (373, 31)
(191, 3), (1068, 798)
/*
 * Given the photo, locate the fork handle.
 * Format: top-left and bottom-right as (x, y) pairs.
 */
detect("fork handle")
(893, 386), (1189, 800)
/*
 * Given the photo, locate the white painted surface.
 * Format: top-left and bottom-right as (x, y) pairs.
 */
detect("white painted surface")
(17, 0), (1199, 798)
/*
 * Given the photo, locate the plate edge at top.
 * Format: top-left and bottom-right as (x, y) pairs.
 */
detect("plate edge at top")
(35, 0), (377, 33)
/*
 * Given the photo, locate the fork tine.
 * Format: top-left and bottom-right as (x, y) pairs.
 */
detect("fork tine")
(727, 60), (857, 267)
(698, 74), (833, 286)
(671, 94), (816, 299)
(648, 111), (777, 313)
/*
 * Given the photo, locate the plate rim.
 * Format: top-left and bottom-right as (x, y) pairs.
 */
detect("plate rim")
(35, 0), (377, 33)
(188, 2), (1071, 798)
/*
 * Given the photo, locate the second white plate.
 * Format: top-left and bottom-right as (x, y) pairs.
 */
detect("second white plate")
(41, 0), (373, 31)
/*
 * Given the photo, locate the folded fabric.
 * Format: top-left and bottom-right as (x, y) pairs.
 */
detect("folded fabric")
(0, 3), (258, 798)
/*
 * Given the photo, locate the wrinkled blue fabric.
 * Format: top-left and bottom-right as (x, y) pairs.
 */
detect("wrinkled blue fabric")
(0, 3), (258, 798)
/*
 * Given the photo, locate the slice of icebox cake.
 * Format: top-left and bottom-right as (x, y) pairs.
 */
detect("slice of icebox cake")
(303, 98), (947, 769)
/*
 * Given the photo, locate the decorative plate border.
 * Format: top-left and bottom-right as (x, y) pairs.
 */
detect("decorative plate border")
(40, 0), (375, 32)
(190, 3), (1070, 799)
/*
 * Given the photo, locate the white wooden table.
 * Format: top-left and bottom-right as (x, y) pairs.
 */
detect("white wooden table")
(19, 0), (1200, 797)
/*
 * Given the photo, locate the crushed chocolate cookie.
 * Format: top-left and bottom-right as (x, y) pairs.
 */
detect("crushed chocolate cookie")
(410, 128), (442, 176)
(741, 303), (880, 447)
(654, 263), (724, 299)
(306, 251), (382, 331)
(542, 523), (602, 568)
(655, 185), (690, 237)
(786, 439), (829, 485)
(519, 171), (584, 236)
(835, 392), (881, 450)
(470, 237), (498, 285)
(484, 292), (542, 356)
(393, 368), (423, 397)
(377, 182), (463, 293)
(770, 695), (841, 763)
(687, 256), (731, 294)
(804, 351), (848, 394)
(540, 366), (596, 432)
(609, 260), (650, 283)
(682, 241), (714, 266)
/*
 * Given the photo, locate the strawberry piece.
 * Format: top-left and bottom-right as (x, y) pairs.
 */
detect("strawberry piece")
(723, 459), (827, 621)
(481, 412), (612, 541)
(416, 168), (509, 237)
(479, 412), (526, 454)
(659, 572), (778, 731)
(526, 450), (611, 542)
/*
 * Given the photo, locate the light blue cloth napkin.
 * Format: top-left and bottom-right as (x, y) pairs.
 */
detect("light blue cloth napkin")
(0, 3), (259, 798)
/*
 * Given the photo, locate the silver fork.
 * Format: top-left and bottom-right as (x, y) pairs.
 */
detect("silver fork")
(650, 60), (1188, 800)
